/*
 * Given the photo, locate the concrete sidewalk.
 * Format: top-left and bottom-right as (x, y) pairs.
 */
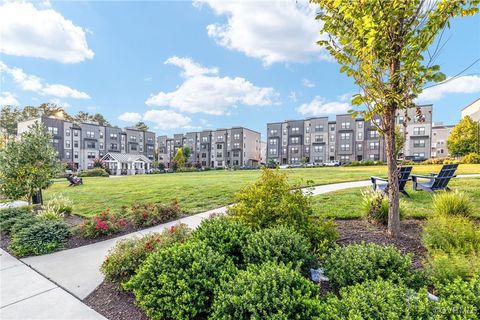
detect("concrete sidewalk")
(0, 249), (106, 320)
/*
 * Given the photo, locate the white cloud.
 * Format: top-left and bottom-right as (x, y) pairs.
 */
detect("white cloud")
(0, 2), (94, 63)
(0, 62), (90, 99)
(143, 109), (192, 129)
(146, 57), (277, 115)
(296, 96), (350, 116)
(302, 78), (315, 88)
(196, 0), (329, 66)
(289, 91), (298, 102)
(418, 75), (480, 101)
(0, 92), (20, 106)
(118, 112), (142, 122)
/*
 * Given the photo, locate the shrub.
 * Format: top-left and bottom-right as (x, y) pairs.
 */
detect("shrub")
(432, 190), (473, 217)
(361, 188), (405, 225)
(45, 194), (73, 214)
(191, 216), (252, 264)
(422, 215), (480, 254)
(128, 200), (181, 227)
(78, 168), (109, 177)
(426, 250), (480, 286)
(242, 226), (315, 274)
(320, 280), (433, 319)
(305, 217), (339, 259)
(125, 241), (236, 320)
(229, 168), (311, 231)
(462, 152), (480, 164)
(210, 262), (323, 320)
(101, 224), (191, 284)
(9, 220), (71, 257)
(435, 276), (480, 319)
(323, 243), (414, 288)
(37, 206), (64, 221)
(0, 206), (32, 234)
(79, 209), (127, 238)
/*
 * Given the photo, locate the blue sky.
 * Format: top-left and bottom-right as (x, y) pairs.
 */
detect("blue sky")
(1, 1), (479, 137)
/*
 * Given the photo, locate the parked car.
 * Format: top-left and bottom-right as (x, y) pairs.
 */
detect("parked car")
(278, 164), (289, 169)
(324, 160), (340, 167)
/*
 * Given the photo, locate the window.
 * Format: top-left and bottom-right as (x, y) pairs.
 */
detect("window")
(314, 145), (323, 152)
(369, 142), (379, 150)
(217, 152), (223, 158)
(110, 143), (118, 150)
(87, 152), (96, 159)
(74, 130), (79, 137)
(131, 145), (137, 151)
(233, 151), (240, 157)
(341, 133), (351, 140)
(86, 141), (96, 149)
(99, 142), (104, 150)
(341, 122), (350, 129)
(369, 154), (379, 160)
(291, 137), (300, 144)
(330, 134), (335, 142)
(357, 143), (363, 151)
(330, 145), (335, 152)
(413, 152), (425, 158)
(66, 129), (71, 136)
(305, 136), (310, 144)
(369, 130), (379, 138)
(110, 133), (118, 139)
(315, 125), (324, 132)
(283, 139), (287, 146)
(217, 144), (223, 149)
(305, 126), (310, 133)
(270, 129), (278, 136)
(130, 135), (137, 142)
(234, 133), (240, 140)
(357, 122), (363, 129)
(291, 147), (299, 154)
(340, 155), (350, 162)
(305, 146), (310, 153)
(86, 131), (95, 138)
(65, 140), (71, 148)
(47, 127), (58, 135)
(217, 161), (223, 166)
(74, 141), (79, 148)
(148, 137), (154, 143)
(315, 135), (323, 142)
(269, 148), (277, 155)
(314, 156), (323, 163)
(414, 140), (426, 148)
(201, 152), (207, 158)
(291, 127), (300, 134)
(357, 132), (363, 140)
(340, 144), (350, 151)
(330, 125), (335, 131)
(74, 151), (79, 159)
(413, 127), (426, 135)
(398, 116), (404, 124)
(99, 131), (104, 139)
(233, 142), (240, 149)
(291, 157), (299, 164)
(202, 136), (208, 142)
(373, 118), (381, 125)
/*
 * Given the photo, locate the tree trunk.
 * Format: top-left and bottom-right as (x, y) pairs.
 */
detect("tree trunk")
(384, 108), (401, 237)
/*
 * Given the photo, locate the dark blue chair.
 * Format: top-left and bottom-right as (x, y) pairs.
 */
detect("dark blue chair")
(411, 163), (458, 192)
(371, 166), (413, 197)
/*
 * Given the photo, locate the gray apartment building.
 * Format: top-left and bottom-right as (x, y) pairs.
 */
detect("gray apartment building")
(17, 116), (156, 172)
(267, 105), (433, 165)
(157, 127), (262, 169)
(431, 123), (454, 158)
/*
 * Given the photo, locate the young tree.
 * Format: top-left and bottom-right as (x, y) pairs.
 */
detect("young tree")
(447, 116), (480, 157)
(173, 148), (186, 169)
(182, 145), (192, 162)
(314, 0), (479, 236)
(0, 122), (62, 204)
(91, 113), (111, 126)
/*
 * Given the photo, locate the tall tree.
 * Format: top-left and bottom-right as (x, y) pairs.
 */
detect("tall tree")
(173, 148), (186, 168)
(314, 0), (479, 236)
(447, 116), (480, 156)
(0, 105), (22, 139)
(74, 111), (91, 123)
(0, 122), (62, 204)
(91, 113), (111, 126)
(182, 145), (192, 162)
(134, 121), (149, 131)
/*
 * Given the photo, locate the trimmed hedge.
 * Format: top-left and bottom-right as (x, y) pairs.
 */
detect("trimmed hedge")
(210, 262), (323, 320)
(125, 241), (236, 320)
(323, 243), (414, 288)
(435, 276), (480, 319)
(0, 206), (32, 234)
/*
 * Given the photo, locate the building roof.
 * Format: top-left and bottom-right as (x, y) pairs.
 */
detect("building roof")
(101, 153), (152, 163)
(461, 97), (480, 111)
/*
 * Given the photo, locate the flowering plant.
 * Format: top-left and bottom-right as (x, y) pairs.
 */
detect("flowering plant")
(79, 209), (127, 238)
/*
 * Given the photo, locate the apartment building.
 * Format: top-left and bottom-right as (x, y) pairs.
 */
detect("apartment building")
(267, 105), (433, 165)
(17, 116), (156, 171)
(431, 123), (454, 158)
(461, 97), (480, 121)
(157, 127), (262, 168)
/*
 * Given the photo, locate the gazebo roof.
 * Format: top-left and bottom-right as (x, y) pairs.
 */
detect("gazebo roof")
(101, 152), (152, 163)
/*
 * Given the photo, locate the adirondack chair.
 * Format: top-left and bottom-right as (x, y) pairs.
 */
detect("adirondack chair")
(411, 163), (458, 192)
(371, 166), (413, 197)
(67, 175), (83, 187)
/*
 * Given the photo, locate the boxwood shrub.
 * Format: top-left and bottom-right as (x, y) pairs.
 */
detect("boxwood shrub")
(320, 280), (433, 319)
(124, 241), (236, 320)
(0, 206), (32, 234)
(242, 226), (315, 274)
(323, 243), (414, 288)
(435, 275), (480, 319)
(9, 219), (71, 257)
(190, 216), (252, 265)
(210, 262), (323, 320)
(101, 224), (191, 284)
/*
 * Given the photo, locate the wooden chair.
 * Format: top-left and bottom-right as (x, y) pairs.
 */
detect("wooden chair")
(411, 163), (458, 192)
(371, 166), (413, 197)
(67, 175), (83, 187)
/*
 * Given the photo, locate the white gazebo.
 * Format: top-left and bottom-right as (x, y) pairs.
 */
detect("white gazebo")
(101, 153), (152, 175)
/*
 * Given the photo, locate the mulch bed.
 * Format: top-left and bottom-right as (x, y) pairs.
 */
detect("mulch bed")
(83, 218), (425, 320)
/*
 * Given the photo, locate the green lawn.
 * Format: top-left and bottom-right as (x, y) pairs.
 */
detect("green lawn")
(43, 164), (480, 217)
(312, 177), (480, 219)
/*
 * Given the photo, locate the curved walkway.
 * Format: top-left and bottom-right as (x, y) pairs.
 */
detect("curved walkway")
(19, 174), (480, 301)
